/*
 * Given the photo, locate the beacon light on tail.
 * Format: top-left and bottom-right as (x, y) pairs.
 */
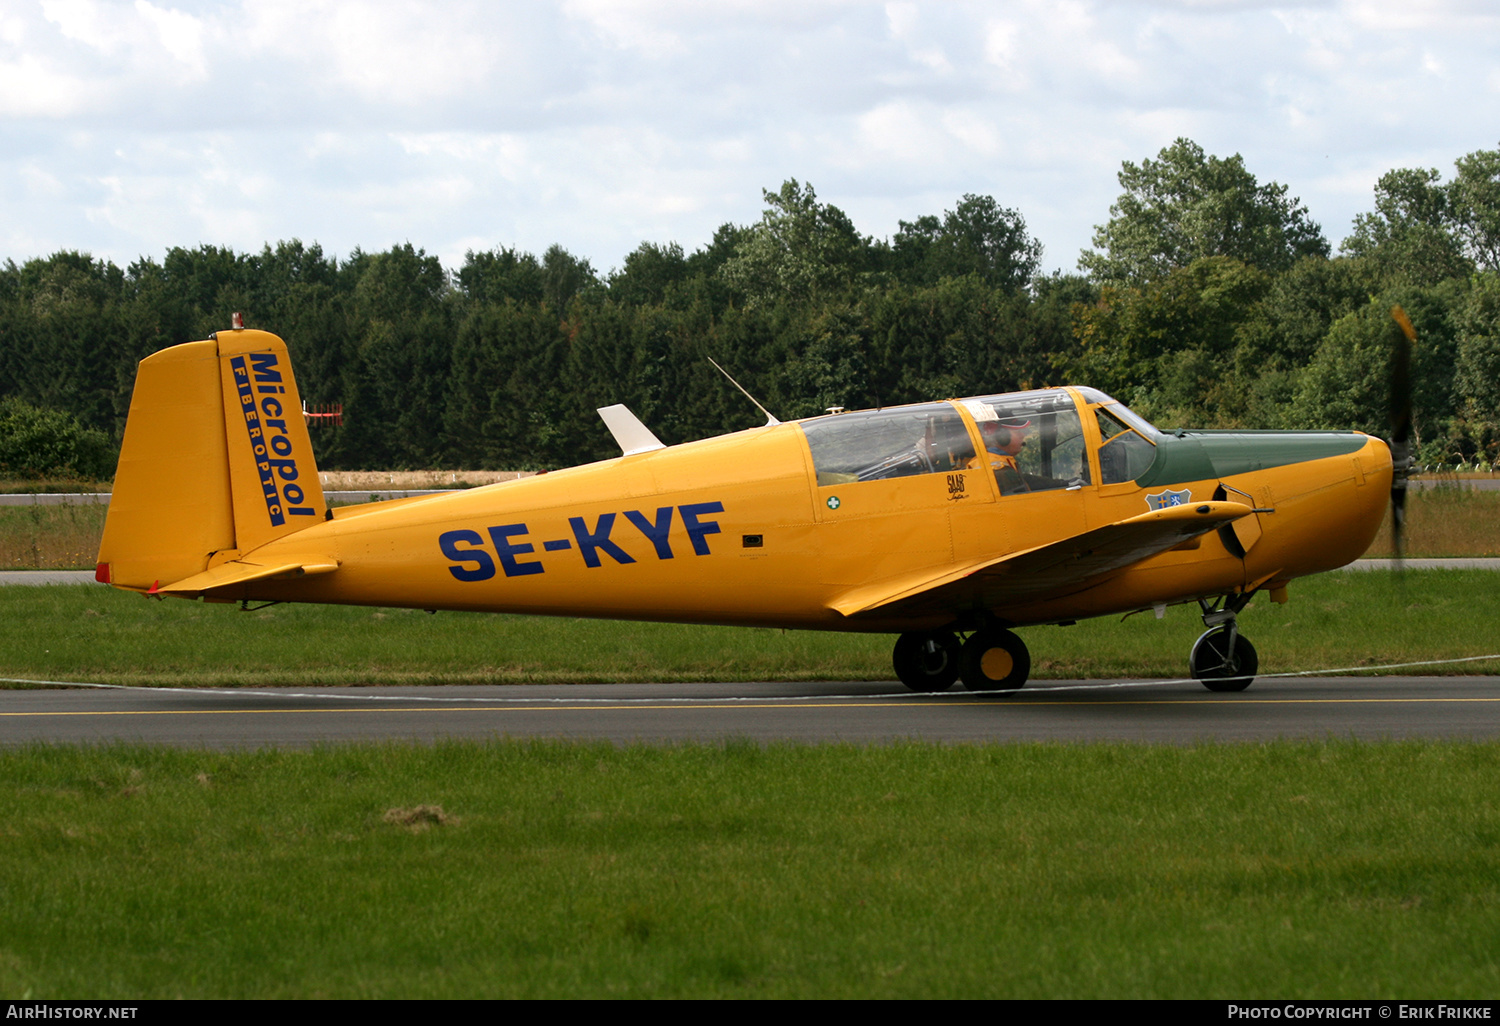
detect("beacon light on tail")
(97, 320), (1396, 693)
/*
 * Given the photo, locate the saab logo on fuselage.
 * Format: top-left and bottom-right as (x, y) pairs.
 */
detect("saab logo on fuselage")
(439, 502), (724, 582)
(1146, 488), (1191, 511)
(230, 352), (316, 527)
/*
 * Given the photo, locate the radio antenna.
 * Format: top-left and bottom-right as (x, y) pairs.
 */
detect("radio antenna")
(707, 356), (781, 426)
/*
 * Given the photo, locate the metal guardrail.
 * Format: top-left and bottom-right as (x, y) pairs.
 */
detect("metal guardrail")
(3, 469), (1496, 508)
(0, 490), (454, 507)
(0, 492), (110, 506)
(8, 559), (1500, 587)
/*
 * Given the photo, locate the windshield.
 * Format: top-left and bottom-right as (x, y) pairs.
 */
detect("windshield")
(1093, 406), (1157, 484)
(1072, 387), (1162, 440)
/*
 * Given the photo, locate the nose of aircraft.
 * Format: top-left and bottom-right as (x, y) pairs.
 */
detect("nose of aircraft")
(1252, 433), (1393, 581)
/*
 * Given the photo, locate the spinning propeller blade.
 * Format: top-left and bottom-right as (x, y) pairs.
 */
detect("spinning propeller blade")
(1389, 306), (1417, 567)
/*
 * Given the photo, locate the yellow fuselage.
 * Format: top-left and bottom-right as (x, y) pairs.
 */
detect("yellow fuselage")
(231, 402), (1391, 633)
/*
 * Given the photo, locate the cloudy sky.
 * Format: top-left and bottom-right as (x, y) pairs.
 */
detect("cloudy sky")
(2, 0), (1496, 277)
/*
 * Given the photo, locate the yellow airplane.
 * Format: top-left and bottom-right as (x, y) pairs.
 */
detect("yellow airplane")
(95, 325), (1395, 693)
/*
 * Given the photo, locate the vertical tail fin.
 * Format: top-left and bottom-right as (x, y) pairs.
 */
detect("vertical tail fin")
(98, 328), (326, 592)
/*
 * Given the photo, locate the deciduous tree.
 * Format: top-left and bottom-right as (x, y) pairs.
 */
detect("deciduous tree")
(718, 179), (870, 307)
(892, 194), (1042, 292)
(1341, 167), (1470, 287)
(1080, 138), (1328, 285)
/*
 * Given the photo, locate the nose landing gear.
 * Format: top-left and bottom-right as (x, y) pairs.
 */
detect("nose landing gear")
(1191, 595), (1258, 692)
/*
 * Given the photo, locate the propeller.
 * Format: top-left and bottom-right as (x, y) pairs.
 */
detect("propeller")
(1389, 306), (1417, 566)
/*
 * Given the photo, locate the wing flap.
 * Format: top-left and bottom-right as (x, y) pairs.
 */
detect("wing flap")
(832, 500), (1252, 620)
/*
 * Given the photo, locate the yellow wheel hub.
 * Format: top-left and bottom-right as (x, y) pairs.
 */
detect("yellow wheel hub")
(980, 647), (1014, 681)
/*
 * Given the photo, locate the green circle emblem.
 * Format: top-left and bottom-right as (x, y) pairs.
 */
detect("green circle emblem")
(826, 496), (841, 510)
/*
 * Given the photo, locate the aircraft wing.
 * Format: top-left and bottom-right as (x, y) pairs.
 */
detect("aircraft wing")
(831, 500), (1253, 620)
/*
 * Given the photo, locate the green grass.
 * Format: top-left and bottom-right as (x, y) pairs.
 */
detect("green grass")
(1369, 485), (1500, 557)
(0, 502), (107, 570)
(1, 570), (1498, 687)
(0, 739), (1496, 998)
(0, 476), (112, 495)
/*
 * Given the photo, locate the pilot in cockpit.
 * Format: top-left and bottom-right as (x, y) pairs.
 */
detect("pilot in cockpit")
(968, 418), (1031, 493)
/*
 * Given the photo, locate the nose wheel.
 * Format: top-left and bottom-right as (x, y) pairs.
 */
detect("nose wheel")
(892, 631), (961, 692)
(1191, 595), (1258, 692)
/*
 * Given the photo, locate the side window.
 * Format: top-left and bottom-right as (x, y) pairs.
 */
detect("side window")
(801, 405), (977, 486)
(1047, 420), (1090, 488)
(1094, 407), (1156, 484)
(962, 393), (1089, 496)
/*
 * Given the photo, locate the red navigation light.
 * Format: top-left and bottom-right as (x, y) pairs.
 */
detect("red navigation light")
(231, 312), (244, 329)
(94, 562), (111, 584)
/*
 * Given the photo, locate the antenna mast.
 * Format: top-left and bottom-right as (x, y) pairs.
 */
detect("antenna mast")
(707, 357), (781, 426)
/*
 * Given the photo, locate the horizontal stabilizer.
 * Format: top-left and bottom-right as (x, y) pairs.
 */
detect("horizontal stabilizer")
(597, 404), (666, 456)
(832, 500), (1252, 620)
(155, 556), (339, 596)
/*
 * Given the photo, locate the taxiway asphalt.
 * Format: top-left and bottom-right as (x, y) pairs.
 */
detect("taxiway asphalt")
(2, 676), (1498, 747)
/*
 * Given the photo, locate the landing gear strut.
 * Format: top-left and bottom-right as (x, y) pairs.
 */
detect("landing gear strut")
(892, 631), (960, 692)
(1190, 594), (1258, 692)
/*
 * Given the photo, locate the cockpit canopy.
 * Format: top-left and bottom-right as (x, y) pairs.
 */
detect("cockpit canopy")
(798, 387), (1162, 494)
(802, 402), (975, 487)
(957, 389), (1089, 493)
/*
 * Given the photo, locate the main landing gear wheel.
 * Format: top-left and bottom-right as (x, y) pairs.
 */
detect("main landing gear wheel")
(959, 629), (1031, 692)
(1190, 626), (1258, 692)
(892, 631), (960, 692)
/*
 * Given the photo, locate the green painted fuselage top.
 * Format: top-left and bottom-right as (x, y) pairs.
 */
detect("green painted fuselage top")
(1133, 430), (1370, 488)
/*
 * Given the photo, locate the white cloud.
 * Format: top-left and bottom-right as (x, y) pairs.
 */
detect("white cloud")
(135, 1), (208, 78)
(38, 0), (209, 81)
(40, 0), (126, 56)
(884, 2), (917, 40)
(564, 0), (688, 54)
(1343, 0), (1500, 32)
(17, 163), (66, 199)
(939, 109), (1002, 157)
(0, 53), (96, 117)
(237, 0), (516, 106)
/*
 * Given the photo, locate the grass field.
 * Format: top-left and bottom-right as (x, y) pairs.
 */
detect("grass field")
(2, 570), (1497, 687)
(3, 482), (1497, 999)
(0, 502), (107, 571)
(1367, 485), (1500, 557)
(0, 476), (112, 495)
(1, 739), (1496, 998)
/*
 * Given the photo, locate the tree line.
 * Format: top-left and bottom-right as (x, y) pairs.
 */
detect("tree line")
(2, 139), (1498, 476)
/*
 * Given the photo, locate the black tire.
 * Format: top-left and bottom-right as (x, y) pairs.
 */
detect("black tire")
(959, 629), (1030, 692)
(1190, 627), (1258, 692)
(892, 631), (960, 692)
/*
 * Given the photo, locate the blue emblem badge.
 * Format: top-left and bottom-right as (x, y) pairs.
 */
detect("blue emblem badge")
(1145, 489), (1191, 511)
